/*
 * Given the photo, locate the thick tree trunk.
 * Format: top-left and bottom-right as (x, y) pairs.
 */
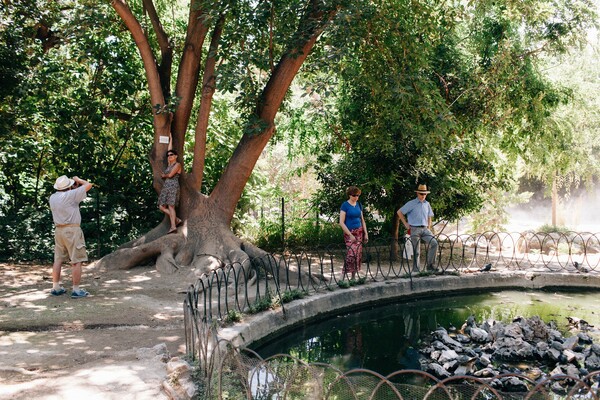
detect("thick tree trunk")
(97, 187), (269, 277)
(552, 177), (559, 227)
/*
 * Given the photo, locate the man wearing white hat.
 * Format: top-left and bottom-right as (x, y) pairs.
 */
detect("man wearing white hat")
(49, 175), (93, 298)
(397, 184), (438, 272)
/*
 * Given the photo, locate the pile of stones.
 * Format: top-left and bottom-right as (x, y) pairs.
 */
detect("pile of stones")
(419, 315), (600, 393)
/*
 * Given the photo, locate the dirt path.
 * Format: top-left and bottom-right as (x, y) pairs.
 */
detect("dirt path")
(0, 261), (190, 399)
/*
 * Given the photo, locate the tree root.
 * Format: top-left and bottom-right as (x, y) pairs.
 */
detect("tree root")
(97, 233), (183, 271)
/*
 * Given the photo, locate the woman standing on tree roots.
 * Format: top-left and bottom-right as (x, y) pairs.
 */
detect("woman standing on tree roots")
(158, 150), (182, 234)
(339, 186), (369, 279)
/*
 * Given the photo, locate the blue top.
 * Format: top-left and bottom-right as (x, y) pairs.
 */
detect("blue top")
(340, 201), (363, 230)
(399, 197), (433, 227)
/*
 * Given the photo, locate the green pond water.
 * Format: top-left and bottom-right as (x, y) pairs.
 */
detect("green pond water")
(251, 289), (600, 376)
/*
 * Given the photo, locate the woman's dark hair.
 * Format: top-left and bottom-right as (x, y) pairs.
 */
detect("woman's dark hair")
(346, 186), (361, 196)
(166, 150), (178, 157)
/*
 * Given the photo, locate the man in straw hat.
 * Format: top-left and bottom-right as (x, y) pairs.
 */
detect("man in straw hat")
(49, 175), (93, 298)
(397, 184), (438, 272)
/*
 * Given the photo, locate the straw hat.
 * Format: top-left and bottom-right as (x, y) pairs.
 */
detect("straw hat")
(54, 175), (74, 190)
(415, 184), (430, 194)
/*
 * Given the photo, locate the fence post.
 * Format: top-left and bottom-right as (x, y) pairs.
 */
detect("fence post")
(281, 197), (285, 250)
(316, 206), (320, 239)
(96, 189), (101, 258)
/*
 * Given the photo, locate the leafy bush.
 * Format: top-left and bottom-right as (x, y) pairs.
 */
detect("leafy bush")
(253, 218), (342, 251)
(538, 224), (571, 234)
(224, 310), (242, 324)
(278, 289), (305, 305)
(248, 292), (274, 314)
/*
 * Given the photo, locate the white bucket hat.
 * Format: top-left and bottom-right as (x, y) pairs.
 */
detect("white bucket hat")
(54, 175), (74, 190)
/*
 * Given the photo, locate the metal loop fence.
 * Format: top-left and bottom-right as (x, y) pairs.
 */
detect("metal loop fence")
(197, 344), (600, 399)
(184, 230), (600, 399)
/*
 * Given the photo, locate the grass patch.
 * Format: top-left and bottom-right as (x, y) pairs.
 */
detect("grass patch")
(337, 277), (367, 288)
(224, 309), (243, 324)
(278, 289), (305, 304)
(248, 292), (274, 314)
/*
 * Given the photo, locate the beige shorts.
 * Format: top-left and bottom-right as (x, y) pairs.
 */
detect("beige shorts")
(54, 226), (88, 264)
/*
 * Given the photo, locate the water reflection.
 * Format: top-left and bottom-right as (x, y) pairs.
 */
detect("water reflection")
(252, 289), (600, 376)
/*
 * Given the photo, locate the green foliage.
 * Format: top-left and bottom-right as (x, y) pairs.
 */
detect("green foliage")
(337, 280), (350, 289)
(248, 291), (274, 314)
(467, 187), (534, 233)
(277, 289), (306, 305)
(224, 310), (242, 324)
(538, 224), (571, 234)
(253, 218), (341, 251)
(0, 1), (163, 261)
(308, 0), (598, 234)
(524, 43), (600, 210)
(0, 3), (184, 260)
(338, 278), (366, 288)
(242, 196), (342, 251)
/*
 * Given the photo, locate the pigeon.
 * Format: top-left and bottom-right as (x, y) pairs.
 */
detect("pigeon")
(460, 315), (477, 333)
(479, 263), (492, 272)
(574, 261), (590, 273)
(567, 316), (594, 331)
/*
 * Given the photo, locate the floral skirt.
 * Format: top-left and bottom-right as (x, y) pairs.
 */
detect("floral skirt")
(343, 227), (364, 275)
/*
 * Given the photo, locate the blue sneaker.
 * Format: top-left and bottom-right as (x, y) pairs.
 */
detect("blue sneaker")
(51, 288), (67, 296)
(71, 289), (89, 299)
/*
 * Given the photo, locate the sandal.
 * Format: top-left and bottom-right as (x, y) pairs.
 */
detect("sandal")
(168, 227), (177, 234)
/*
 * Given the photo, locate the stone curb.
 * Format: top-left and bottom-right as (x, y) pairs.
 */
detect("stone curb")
(218, 270), (600, 349)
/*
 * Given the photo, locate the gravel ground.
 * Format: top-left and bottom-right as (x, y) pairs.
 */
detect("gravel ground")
(0, 261), (190, 400)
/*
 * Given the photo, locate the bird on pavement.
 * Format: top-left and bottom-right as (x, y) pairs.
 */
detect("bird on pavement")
(573, 261), (589, 273)
(567, 316), (594, 331)
(479, 263), (492, 272)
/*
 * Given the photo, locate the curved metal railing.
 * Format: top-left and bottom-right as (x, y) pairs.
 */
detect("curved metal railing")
(196, 342), (600, 399)
(183, 231), (600, 398)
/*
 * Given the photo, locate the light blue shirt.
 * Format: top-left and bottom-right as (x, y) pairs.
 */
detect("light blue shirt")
(400, 197), (433, 227)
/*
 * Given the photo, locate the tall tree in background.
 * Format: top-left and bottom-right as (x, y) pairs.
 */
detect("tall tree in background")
(527, 43), (600, 227)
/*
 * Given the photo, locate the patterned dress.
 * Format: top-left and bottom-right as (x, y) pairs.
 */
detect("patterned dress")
(344, 227), (364, 275)
(158, 163), (180, 206)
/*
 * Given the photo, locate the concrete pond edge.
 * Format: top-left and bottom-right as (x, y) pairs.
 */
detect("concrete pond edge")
(218, 270), (600, 349)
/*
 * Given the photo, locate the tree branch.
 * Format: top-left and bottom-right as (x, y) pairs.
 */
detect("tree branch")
(111, 0), (171, 186)
(190, 14), (226, 190)
(111, 0), (164, 113)
(142, 0), (173, 98)
(171, 3), (211, 157)
(211, 0), (339, 218)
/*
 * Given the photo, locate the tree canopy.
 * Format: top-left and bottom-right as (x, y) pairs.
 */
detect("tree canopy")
(0, 0), (598, 265)
(308, 0), (598, 234)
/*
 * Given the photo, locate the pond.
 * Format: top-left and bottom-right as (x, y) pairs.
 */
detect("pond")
(251, 289), (600, 376)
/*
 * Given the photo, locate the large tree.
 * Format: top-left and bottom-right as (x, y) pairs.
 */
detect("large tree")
(97, 0), (597, 274)
(99, 0), (345, 274)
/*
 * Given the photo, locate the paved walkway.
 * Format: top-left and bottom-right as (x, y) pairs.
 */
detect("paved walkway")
(2, 254), (598, 399)
(0, 262), (189, 400)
